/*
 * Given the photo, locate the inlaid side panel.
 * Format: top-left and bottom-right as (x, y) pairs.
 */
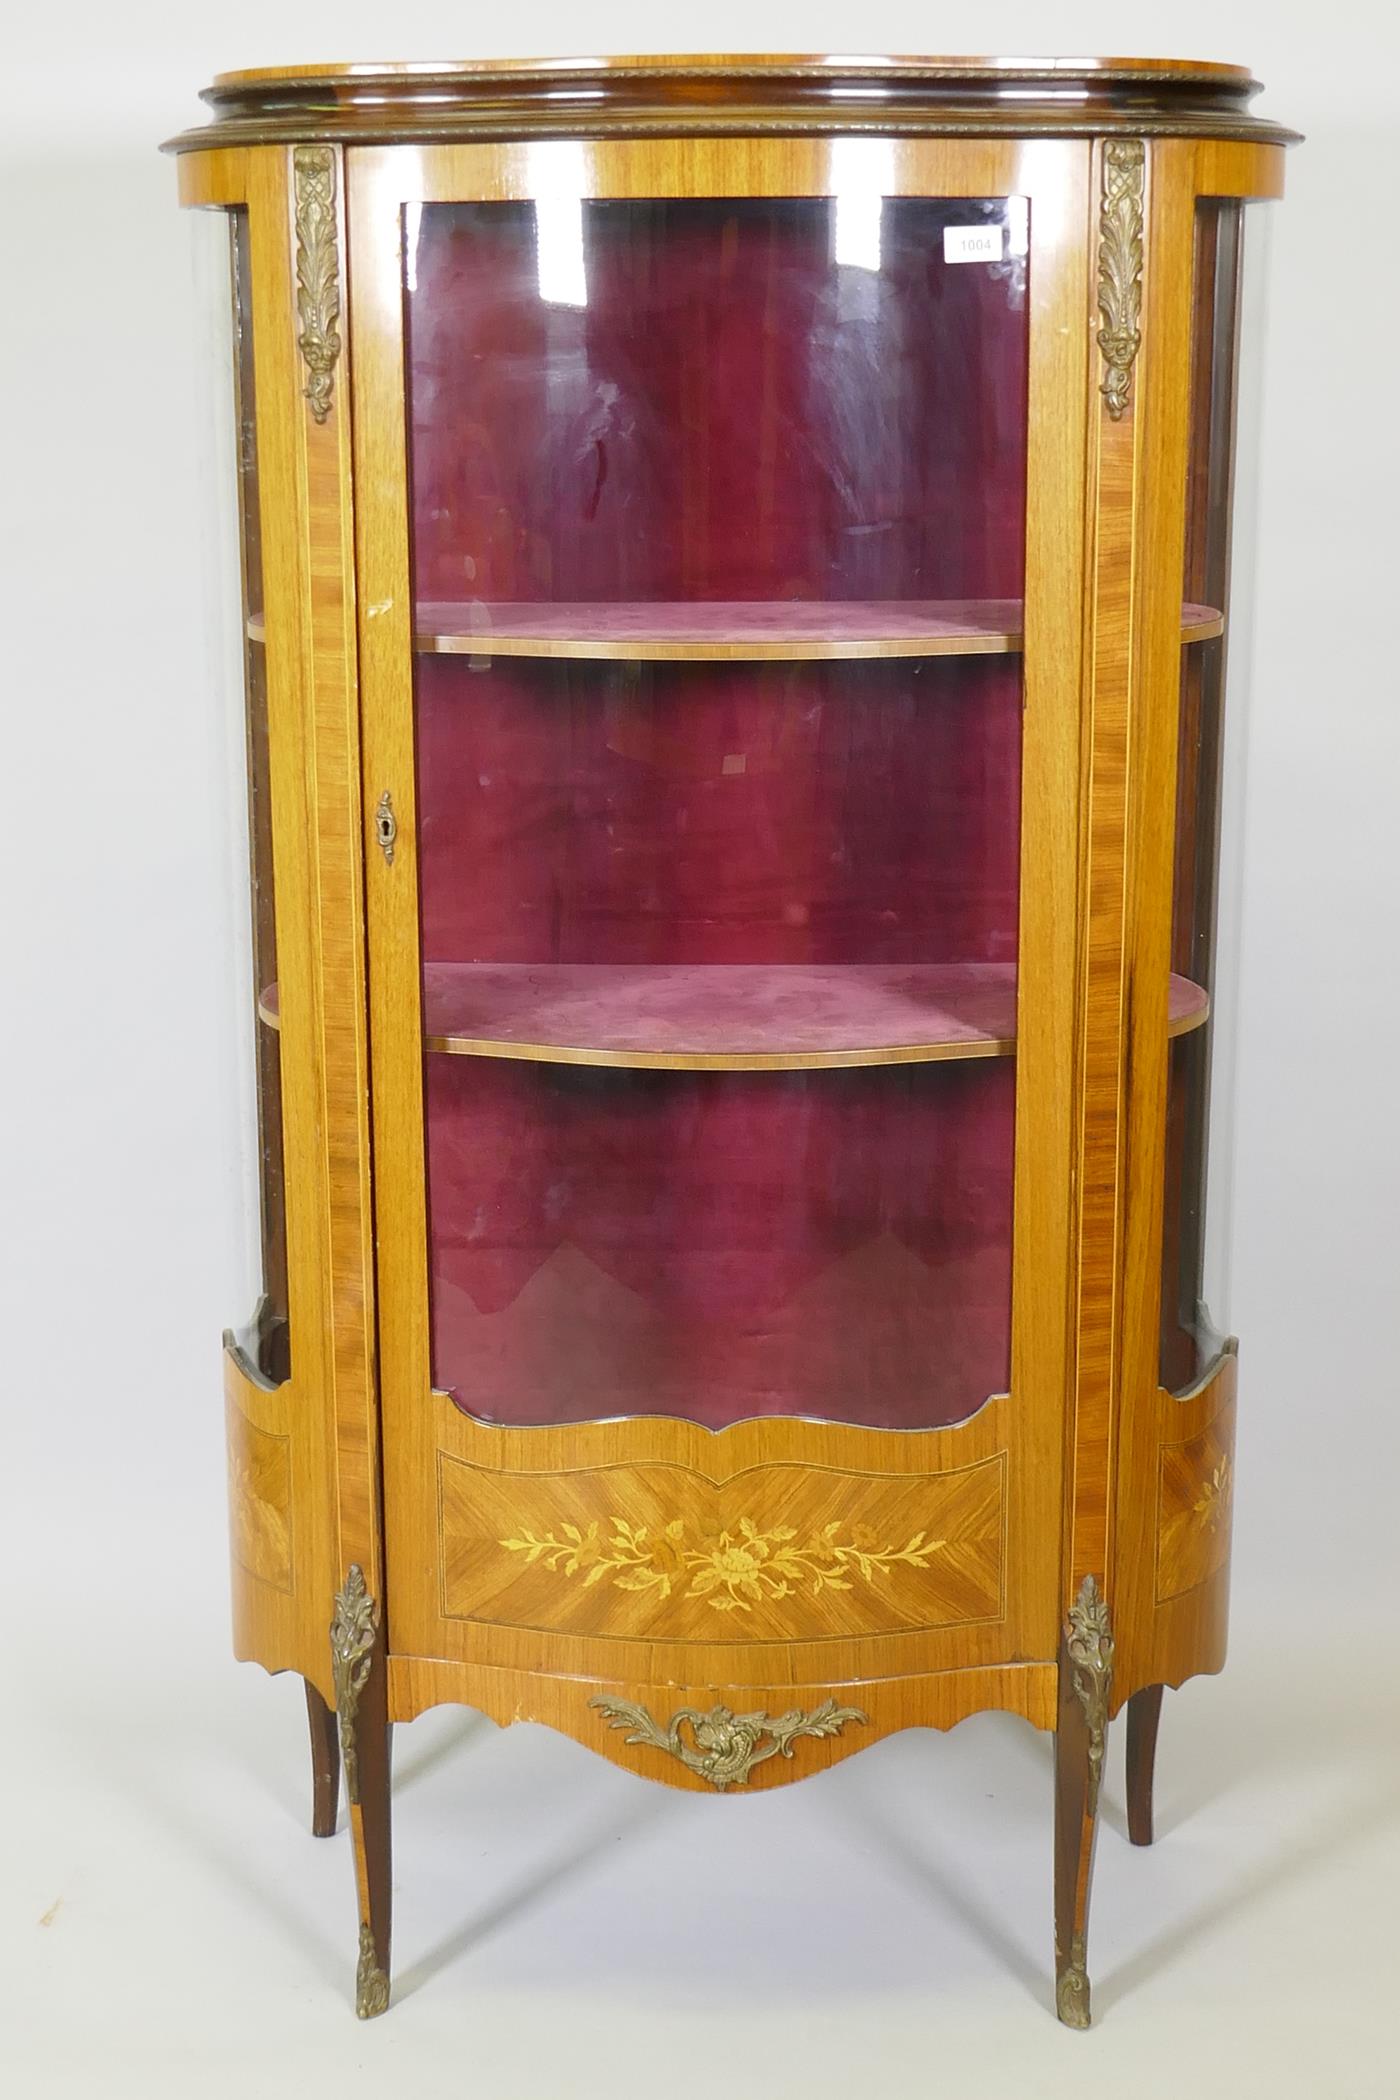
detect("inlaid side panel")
(1110, 140), (1281, 1710)
(208, 145), (376, 1706)
(227, 1392), (294, 1593)
(438, 1450), (1005, 1641)
(224, 1340), (303, 1671)
(1113, 1344), (1237, 1705)
(1156, 1391), (1235, 1601)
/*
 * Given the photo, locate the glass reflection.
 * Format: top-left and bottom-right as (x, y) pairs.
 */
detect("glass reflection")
(529, 140), (589, 308)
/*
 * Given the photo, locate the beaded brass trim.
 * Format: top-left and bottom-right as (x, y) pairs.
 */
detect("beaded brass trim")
(1097, 140), (1145, 419)
(292, 145), (341, 424)
(590, 1695), (866, 1788)
(330, 1566), (378, 1805)
(166, 61), (1299, 155)
(1066, 1574), (1114, 1817)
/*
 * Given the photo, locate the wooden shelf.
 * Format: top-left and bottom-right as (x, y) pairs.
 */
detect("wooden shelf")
(247, 600), (1224, 662)
(260, 963), (1210, 1072)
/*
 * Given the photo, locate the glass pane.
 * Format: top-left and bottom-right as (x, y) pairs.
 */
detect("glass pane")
(406, 190), (1029, 1428)
(225, 210), (290, 1383)
(1160, 200), (1266, 1391)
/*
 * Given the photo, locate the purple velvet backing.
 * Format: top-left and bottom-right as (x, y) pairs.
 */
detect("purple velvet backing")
(408, 196), (1027, 606)
(414, 599), (1024, 648)
(419, 960), (1022, 1058)
(407, 196), (1029, 1429)
(426, 1059), (1016, 1430)
(417, 655), (1023, 967)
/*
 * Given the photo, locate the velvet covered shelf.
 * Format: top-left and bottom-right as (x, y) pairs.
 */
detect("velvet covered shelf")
(246, 600), (1224, 661)
(259, 962), (1210, 1070)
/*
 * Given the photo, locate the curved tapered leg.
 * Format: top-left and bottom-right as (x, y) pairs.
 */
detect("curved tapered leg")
(331, 1566), (393, 2018)
(1126, 1683), (1165, 1847)
(1054, 1575), (1114, 2028)
(304, 1680), (341, 1837)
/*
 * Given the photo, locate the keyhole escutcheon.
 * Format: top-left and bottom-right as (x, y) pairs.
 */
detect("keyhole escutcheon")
(375, 790), (397, 866)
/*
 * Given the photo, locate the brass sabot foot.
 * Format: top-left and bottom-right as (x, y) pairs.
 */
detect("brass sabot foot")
(356, 1924), (390, 2019)
(1056, 1936), (1092, 2029)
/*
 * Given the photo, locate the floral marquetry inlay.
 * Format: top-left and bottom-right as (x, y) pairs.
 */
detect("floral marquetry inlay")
(1157, 1396), (1237, 1602)
(500, 1513), (949, 1613)
(1193, 1456), (1233, 1530)
(438, 1450), (1006, 1643)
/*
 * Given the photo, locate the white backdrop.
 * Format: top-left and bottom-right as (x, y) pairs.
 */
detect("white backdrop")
(3, 7), (1396, 2096)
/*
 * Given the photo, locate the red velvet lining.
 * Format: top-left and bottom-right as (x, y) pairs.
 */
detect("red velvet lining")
(427, 1058), (1015, 1430)
(408, 196), (1027, 606)
(417, 655), (1023, 967)
(407, 195), (1029, 1429)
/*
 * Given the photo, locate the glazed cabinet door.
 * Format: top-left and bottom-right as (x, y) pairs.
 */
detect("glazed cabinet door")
(185, 146), (377, 1711)
(1110, 143), (1285, 1707)
(351, 139), (1090, 1772)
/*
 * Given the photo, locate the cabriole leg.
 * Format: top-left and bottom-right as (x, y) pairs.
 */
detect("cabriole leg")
(1053, 1574), (1114, 2028)
(1125, 1683), (1165, 1847)
(304, 1679), (341, 1838)
(331, 1566), (393, 2019)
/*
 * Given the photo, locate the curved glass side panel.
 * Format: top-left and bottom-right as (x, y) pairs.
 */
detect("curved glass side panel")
(1160, 200), (1269, 1391)
(405, 192), (1030, 1429)
(205, 209), (290, 1383)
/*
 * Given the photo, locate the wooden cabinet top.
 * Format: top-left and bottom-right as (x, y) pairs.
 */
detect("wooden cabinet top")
(168, 53), (1298, 151)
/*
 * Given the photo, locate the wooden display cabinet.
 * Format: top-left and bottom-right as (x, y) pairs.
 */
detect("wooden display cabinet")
(169, 55), (1295, 2025)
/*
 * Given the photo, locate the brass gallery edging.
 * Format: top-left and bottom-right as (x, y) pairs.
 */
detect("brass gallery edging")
(1097, 139), (1145, 419)
(168, 113), (1299, 153)
(292, 144), (342, 424)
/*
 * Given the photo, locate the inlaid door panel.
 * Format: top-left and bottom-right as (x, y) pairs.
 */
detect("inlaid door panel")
(438, 1450), (1006, 1639)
